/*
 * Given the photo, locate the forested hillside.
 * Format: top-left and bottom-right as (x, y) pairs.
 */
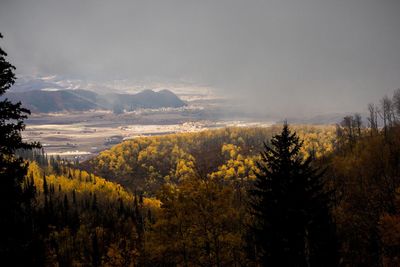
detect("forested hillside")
(84, 125), (335, 195)
(18, 158), (160, 266)
(328, 123), (400, 266)
(78, 89), (400, 266)
(11, 119), (400, 266)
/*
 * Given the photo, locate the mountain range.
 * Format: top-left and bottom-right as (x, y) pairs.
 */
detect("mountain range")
(2, 89), (186, 113)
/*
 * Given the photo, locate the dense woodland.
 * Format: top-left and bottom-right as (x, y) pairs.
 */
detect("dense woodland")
(11, 112), (400, 266)
(84, 125), (335, 195)
(15, 125), (335, 266)
(2, 33), (400, 266)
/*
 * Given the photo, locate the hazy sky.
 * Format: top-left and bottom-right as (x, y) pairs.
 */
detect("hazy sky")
(1, 0), (400, 116)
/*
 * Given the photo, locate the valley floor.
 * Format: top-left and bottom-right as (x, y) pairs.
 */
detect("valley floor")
(23, 110), (274, 161)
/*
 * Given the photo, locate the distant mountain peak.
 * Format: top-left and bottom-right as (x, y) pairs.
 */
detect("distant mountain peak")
(158, 89), (175, 94)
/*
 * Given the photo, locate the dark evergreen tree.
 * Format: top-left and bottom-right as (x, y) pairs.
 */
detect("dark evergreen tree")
(63, 194), (69, 224)
(249, 123), (338, 267)
(43, 174), (49, 196)
(0, 33), (40, 265)
(118, 197), (124, 215)
(92, 231), (101, 267)
(72, 189), (77, 205)
(92, 193), (98, 211)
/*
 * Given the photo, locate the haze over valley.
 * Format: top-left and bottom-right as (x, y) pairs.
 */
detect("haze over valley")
(4, 73), (392, 161)
(0, 75), (279, 159)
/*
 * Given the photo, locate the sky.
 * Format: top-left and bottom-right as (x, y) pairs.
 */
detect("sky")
(1, 0), (400, 116)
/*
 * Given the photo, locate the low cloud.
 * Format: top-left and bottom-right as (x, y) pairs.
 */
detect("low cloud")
(1, 0), (399, 116)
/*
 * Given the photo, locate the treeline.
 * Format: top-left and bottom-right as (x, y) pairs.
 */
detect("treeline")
(335, 88), (400, 143)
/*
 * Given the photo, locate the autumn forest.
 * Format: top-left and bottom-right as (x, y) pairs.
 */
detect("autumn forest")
(4, 98), (400, 266)
(2, 13), (400, 266)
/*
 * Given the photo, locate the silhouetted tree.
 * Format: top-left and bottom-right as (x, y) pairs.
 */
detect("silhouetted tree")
(92, 193), (98, 211)
(249, 123), (338, 267)
(393, 88), (400, 120)
(354, 113), (363, 137)
(92, 231), (101, 267)
(368, 103), (379, 134)
(380, 96), (396, 137)
(0, 33), (40, 264)
(72, 189), (77, 205)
